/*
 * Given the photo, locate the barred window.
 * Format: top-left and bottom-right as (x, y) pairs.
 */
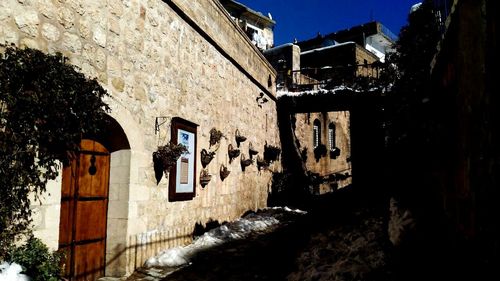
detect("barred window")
(313, 119), (321, 148)
(328, 123), (336, 151)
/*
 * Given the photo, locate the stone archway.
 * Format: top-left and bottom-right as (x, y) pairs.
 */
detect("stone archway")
(58, 115), (131, 280)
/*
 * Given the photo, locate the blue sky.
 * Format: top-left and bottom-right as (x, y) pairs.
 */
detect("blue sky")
(237, 0), (420, 45)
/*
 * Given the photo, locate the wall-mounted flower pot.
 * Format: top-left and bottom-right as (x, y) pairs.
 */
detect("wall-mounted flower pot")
(235, 129), (247, 148)
(220, 164), (230, 181)
(313, 144), (327, 162)
(228, 143), (240, 164)
(256, 156), (269, 171)
(209, 128), (224, 148)
(263, 142), (281, 163)
(201, 148), (216, 168)
(152, 142), (188, 184)
(240, 153), (253, 172)
(200, 169), (212, 188)
(248, 142), (259, 159)
(329, 147), (341, 159)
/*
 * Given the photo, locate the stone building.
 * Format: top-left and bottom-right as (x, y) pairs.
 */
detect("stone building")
(220, 0), (275, 51)
(298, 21), (396, 63)
(429, 0), (499, 273)
(0, 0), (278, 279)
(265, 22), (394, 194)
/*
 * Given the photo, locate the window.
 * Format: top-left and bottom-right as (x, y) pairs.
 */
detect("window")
(329, 122), (341, 159)
(169, 117), (198, 202)
(328, 123), (336, 151)
(313, 119), (321, 148)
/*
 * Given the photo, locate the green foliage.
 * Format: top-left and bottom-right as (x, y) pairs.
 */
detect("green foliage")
(209, 128), (224, 147)
(7, 236), (62, 281)
(384, 0), (441, 151)
(0, 45), (109, 256)
(153, 142), (188, 183)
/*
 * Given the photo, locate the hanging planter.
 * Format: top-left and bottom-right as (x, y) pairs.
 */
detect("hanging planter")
(248, 142), (259, 159)
(263, 142), (281, 163)
(256, 155), (269, 171)
(313, 144), (327, 162)
(228, 143), (240, 164)
(329, 147), (341, 159)
(235, 129), (247, 148)
(200, 169), (212, 188)
(152, 142), (188, 184)
(209, 128), (224, 148)
(240, 153), (253, 172)
(200, 148), (216, 168)
(220, 164), (230, 181)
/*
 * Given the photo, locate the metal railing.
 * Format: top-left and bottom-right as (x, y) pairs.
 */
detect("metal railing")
(277, 63), (383, 91)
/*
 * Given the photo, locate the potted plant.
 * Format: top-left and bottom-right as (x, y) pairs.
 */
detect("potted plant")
(228, 144), (240, 163)
(209, 128), (224, 148)
(248, 142), (259, 159)
(240, 153), (253, 172)
(152, 142), (188, 184)
(235, 129), (247, 148)
(256, 156), (269, 171)
(329, 147), (341, 159)
(313, 144), (327, 162)
(200, 169), (212, 188)
(220, 164), (230, 181)
(263, 142), (281, 163)
(201, 148), (216, 168)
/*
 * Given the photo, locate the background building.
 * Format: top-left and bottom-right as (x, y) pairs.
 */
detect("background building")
(220, 0), (275, 51)
(265, 21), (395, 195)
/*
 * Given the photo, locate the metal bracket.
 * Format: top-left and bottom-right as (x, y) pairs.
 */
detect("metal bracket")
(155, 117), (169, 135)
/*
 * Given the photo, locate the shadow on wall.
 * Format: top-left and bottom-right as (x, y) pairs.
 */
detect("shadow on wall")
(68, 232), (192, 280)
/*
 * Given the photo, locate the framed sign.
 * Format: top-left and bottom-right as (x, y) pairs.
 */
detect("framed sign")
(169, 117), (198, 201)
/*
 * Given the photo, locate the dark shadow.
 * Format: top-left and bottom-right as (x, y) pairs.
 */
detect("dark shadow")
(83, 114), (130, 153)
(192, 219), (224, 238)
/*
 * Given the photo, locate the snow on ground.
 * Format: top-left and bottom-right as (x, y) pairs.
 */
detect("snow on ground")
(270, 206), (308, 214)
(0, 262), (30, 281)
(145, 208), (304, 268)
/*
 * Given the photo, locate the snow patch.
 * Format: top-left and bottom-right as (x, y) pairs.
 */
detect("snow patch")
(277, 85), (358, 98)
(270, 206), (308, 215)
(410, 2), (422, 13)
(0, 262), (31, 281)
(145, 213), (280, 268)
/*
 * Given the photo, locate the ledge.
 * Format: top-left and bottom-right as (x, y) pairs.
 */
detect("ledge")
(165, 0), (277, 100)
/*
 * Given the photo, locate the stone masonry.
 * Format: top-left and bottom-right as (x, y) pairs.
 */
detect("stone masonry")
(1, 0), (278, 277)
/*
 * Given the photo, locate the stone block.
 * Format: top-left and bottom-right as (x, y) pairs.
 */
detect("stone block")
(41, 23), (60, 41)
(58, 7), (74, 29)
(15, 9), (39, 37)
(112, 77), (125, 92)
(61, 32), (81, 53)
(20, 37), (40, 49)
(93, 26), (106, 47)
(108, 200), (128, 219)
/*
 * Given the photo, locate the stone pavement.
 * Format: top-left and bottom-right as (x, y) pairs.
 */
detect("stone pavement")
(103, 186), (398, 281)
(125, 209), (308, 281)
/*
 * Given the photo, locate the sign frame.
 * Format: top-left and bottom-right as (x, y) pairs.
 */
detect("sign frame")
(169, 117), (198, 201)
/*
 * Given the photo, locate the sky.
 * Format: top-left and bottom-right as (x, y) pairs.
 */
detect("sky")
(236, 0), (420, 46)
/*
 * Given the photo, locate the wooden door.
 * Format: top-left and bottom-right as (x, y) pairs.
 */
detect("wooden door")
(59, 140), (110, 281)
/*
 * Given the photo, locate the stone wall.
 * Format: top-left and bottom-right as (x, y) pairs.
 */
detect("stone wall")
(294, 112), (352, 194)
(1, 0), (278, 277)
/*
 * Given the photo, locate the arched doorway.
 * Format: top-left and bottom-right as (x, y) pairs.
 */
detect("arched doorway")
(58, 139), (110, 281)
(58, 114), (132, 279)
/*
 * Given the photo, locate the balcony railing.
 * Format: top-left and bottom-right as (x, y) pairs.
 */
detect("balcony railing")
(277, 63), (383, 92)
